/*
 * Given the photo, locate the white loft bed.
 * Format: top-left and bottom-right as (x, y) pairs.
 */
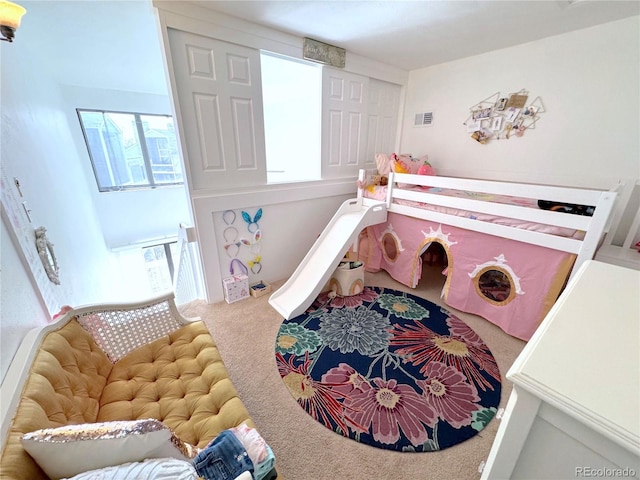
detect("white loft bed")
(357, 169), (619, 340)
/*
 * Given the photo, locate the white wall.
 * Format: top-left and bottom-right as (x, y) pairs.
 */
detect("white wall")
(0, 40), (117, 381)
(400, 16), (640, 191)
(188, 181), (355, 303)
(0, 217), (48, 379)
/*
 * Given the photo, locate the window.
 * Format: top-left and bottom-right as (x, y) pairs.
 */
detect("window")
(142, 242), (177, 293)
(261, 53), (322, 184)
(475, 268), (516, 306)
(77, 110), (183, 192)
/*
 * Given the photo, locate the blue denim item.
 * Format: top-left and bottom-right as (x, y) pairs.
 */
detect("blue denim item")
(194, 430), (254, 480)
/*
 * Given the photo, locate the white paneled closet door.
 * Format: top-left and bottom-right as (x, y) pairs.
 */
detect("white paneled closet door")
(168, 28), (267, 192)
(366, 79), (402, 169)
(322, 69), (369, 179)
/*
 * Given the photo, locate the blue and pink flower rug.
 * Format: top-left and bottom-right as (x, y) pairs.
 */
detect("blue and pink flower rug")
(275, 287), (502, 452)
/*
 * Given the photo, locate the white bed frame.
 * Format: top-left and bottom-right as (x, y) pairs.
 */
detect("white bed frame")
(358, 170), (618, 282)
(595, 179), (640, 270)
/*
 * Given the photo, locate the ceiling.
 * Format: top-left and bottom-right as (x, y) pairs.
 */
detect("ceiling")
(13, 1), (639, 95)
(194, 0), (640, 71)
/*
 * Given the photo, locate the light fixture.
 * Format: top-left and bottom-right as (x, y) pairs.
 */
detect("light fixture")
(0, 1), (26, 43)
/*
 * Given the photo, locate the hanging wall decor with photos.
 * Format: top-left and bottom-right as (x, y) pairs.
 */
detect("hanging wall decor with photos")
(464, 89), (545, 144)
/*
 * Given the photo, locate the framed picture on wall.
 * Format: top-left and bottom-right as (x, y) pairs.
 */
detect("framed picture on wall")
(507, 94), (528, 109)
(466, 119), (482, 132)
(491, 116), (503, 131)
(505, 107), (520, 123)
(495, 98), (508, 111)
(472, 107), (492, 120)
(471, 128), (493, 144)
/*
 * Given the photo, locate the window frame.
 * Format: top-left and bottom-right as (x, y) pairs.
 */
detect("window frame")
(76, 108), (184, 193)
(142, 241), (178, 293)
(260, 50), (323, 184)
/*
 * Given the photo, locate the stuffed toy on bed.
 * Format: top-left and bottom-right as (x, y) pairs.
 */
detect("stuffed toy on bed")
(357, 171), (387, 193)
(356, 153), (394, 192)
(391, 153), (435, 176)
(358, 152), (435, 192)
(418, 159), (436, 176)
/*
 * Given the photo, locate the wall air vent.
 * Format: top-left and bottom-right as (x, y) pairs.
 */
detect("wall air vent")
(414, 112), (433, 127)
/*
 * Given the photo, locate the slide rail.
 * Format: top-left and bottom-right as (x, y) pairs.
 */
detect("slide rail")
(269, 197), (386, 319)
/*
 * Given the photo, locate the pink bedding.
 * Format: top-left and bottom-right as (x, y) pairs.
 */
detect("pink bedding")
(363, 184), (583, 238)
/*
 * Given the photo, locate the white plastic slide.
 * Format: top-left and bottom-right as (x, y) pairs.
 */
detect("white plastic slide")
(269, 198), (387, 319)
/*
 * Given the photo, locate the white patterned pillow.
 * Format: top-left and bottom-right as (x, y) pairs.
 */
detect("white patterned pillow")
(21, 419), (197, 480)
(63, 458), (199, 480)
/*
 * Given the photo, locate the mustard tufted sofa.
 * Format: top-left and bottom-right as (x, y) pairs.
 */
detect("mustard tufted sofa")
(0, 293), (278, 479)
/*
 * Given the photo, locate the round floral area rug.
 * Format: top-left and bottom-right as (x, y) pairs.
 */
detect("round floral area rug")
(274, 287), (502, 452)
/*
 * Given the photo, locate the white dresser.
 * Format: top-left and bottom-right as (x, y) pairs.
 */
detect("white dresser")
(482, 260), (640, 479)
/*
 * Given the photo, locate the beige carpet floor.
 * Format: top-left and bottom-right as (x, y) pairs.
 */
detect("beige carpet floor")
(179, 265), (526, 480)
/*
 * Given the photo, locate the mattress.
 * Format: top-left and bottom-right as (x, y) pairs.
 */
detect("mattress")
(362, 184), (586, 239)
